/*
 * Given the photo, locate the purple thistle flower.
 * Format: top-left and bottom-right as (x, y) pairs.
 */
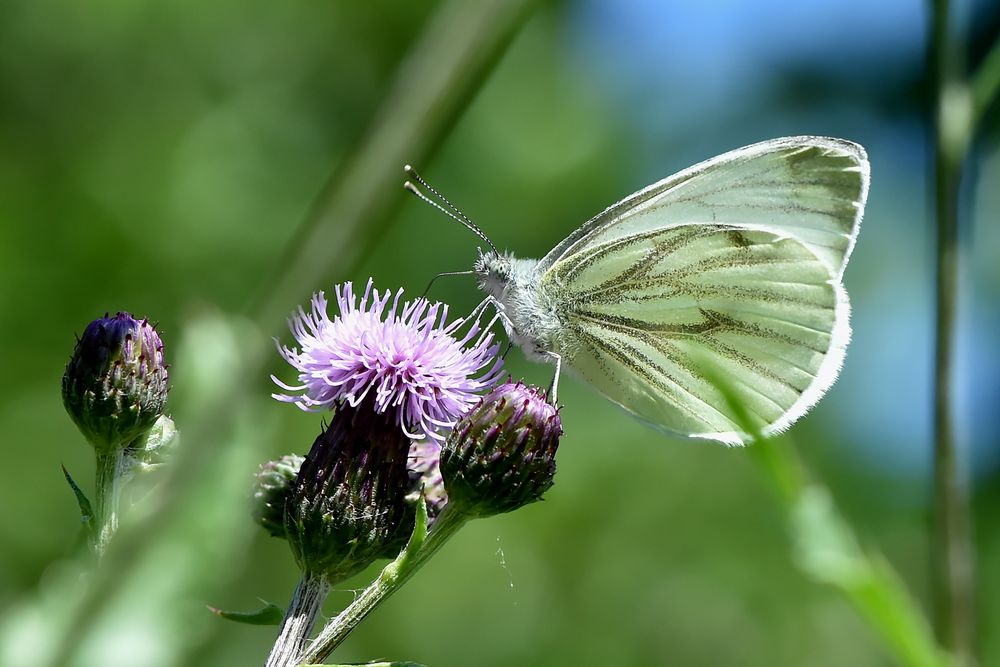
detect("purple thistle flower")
(273, 279), (504, 442)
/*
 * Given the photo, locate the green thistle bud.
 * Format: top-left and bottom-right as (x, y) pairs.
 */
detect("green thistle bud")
(251, 454), (304, 539)
(62, 312), (169, 453)
(284, 401), (413, 582)
(441, 381), (561, 518)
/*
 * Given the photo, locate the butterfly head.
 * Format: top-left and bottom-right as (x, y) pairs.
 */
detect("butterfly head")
(473, 250), (513, 299)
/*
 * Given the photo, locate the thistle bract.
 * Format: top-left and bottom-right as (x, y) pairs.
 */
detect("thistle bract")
(441, 381), (561, 517)
(251, 454), (304, 539)
(62, 312), (169, 453)
(284, 401), (413, 582)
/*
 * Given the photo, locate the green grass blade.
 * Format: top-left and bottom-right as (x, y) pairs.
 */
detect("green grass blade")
(698, 357), (952, 667)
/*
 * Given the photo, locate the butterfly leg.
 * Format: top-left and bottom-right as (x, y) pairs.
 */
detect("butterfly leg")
(461, 295), (504, 337)
(467, 295), (501, 323)
(469, 295), (515, 338)
(545, 352), (562, 405)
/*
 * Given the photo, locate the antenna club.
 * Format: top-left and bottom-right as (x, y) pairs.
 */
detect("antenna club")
(403, 164), (414, 174)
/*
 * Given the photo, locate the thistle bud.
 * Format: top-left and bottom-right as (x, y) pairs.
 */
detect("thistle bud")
(62, 312), (169, 453)
(441, 381), (561, 518)
(251, 454), (304, 539)
(284, 401), (413, 583)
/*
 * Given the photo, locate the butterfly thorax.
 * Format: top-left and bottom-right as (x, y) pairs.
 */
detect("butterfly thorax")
(474, 252), (564, 362)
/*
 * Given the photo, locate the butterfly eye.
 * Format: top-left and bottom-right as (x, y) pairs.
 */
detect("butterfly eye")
(484, 256), (511, 281)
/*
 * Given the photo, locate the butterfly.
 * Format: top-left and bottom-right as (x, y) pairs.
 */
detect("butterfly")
(405, 136), (870, 445)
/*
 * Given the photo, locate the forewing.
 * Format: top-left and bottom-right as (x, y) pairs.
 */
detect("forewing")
(540, 136), (868, 280)
(545, 224), (848, 443)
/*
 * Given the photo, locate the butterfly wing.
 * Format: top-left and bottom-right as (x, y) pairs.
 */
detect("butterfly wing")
(539, 136), (869, 280)
(543, 224), (847, 444)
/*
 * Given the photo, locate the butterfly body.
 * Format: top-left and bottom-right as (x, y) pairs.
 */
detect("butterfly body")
(475, 252), (565, 363)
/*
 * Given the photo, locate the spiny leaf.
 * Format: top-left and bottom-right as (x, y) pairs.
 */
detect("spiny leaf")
(402, 489), (429, 564)
(61, 464), (93, 527)
(206, 601), (284, 626)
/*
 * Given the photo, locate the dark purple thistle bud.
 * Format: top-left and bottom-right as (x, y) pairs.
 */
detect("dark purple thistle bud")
(283, 400), (414, 583)
(62, 312), (169, 453)
(251, 454), (304, 539)
(440, 381), (562, 518)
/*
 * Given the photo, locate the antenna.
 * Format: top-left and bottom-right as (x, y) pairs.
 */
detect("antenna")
(403, 165), (500, 257)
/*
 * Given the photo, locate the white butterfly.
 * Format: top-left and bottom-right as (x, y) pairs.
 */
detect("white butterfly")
(405, 136), (870, 445)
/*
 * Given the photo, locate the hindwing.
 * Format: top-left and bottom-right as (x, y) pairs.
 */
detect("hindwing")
(543, 223), (847, 443)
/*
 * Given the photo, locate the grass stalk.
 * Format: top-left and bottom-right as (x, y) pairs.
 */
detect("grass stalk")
(704, 361), (951, 667)
(928, 1), (977, 663)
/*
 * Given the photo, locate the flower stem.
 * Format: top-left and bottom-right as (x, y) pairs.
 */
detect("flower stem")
(928, 0), (977, 663)
(265, 573), (331, 667)
(300, 507), (468, 666)
(971, 33), (1000, 127)
(92, 448), (127, 558)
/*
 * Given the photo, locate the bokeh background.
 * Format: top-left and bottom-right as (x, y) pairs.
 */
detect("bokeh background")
(1, 0), (998, 665)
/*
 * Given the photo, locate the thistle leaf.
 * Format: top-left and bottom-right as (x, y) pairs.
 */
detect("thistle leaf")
(61, 464), (93, 527)
(206, 602), (285, 626)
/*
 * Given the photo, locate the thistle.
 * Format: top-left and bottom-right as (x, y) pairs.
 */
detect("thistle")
(441, 381), (561, 518)
(61, 312), (169, 557)
(296, 380), (563, 667)
(264, 279), (503, 667)
(283, 405), (413, 582)
(62, 312), (169, 453)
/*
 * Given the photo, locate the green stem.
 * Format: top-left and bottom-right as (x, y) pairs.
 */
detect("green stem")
(929, 0), (976, 662)
(707, 363), (950, 667)
(300, 507), (469, 666)
(92, 449), (126, 558)
(971, 34), (1000, 126)
(748, 431), (806, 504)
(265, 573), (331, 667)
(754, 453), (950, 667)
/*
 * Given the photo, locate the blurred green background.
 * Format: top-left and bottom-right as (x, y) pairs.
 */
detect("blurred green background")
(1, 0), (998, 665)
